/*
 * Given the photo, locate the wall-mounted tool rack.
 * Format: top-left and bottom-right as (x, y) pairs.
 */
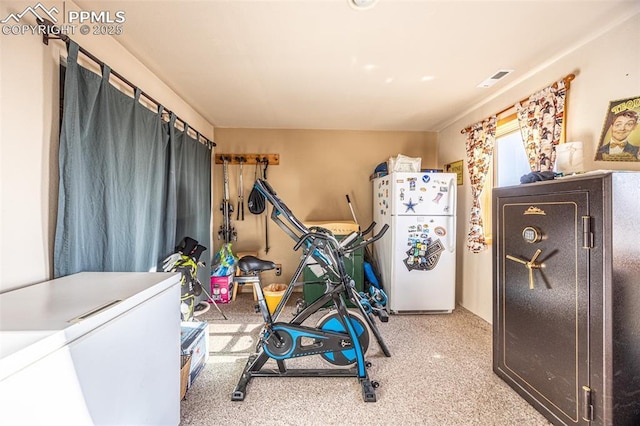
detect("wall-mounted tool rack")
(214, 154), (280, 165)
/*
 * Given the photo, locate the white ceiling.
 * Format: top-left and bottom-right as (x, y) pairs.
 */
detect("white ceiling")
(77, 0), (640, 132)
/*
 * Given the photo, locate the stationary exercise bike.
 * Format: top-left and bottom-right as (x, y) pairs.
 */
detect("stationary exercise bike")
(231, 179), (390, 402)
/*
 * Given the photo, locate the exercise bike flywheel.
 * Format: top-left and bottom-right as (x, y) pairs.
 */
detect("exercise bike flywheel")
(315, 311), (370, 366)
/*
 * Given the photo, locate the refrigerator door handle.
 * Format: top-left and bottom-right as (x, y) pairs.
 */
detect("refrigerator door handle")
(448, 175), (456, 216)
(447, 216), (455, 253)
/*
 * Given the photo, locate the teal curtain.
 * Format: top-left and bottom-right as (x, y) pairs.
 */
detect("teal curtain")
(172, 115), (212, 286)
(54, 41), (210, 277)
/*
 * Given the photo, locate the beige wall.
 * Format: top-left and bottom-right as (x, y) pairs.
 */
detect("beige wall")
(212, 128), (437, 287)
(438, 13), (640, 323)
(0, 1), (214, 292)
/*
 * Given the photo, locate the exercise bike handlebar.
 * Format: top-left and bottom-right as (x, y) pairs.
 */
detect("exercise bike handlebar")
(337, 221), (377, 249)
(342, 223), (389, 254)
(360, 221), (376, 238)
(293, 227), (340, 252)
(293, 222), (389, 254)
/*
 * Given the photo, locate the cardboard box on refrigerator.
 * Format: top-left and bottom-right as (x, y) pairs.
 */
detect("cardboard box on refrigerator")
(180, 321), (209, 389)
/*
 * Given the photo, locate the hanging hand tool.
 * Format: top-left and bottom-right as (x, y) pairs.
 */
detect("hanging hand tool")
(263, 157), (270, 253)
(263, 156), (269, 179)
(218, 156), (237, 243)
(236, 156), (245, 221)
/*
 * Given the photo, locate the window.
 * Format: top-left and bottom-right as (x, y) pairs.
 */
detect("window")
(472, 76), (572, 249)
(479, 114), (527, 244)
(495, 114), (528, 187)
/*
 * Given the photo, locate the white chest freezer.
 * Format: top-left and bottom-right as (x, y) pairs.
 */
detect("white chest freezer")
(0, 272), (181, 425)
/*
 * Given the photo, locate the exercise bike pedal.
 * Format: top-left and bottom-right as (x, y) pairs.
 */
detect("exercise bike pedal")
(294, 298), (306, 315)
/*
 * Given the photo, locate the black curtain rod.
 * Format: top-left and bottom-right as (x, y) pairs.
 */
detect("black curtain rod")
(38, 18), (215, 148)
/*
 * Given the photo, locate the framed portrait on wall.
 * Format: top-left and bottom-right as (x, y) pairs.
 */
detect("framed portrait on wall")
(595, 96), (640, 161)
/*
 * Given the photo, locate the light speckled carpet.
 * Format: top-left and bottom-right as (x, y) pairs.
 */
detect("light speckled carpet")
(180, 293), (550, 426)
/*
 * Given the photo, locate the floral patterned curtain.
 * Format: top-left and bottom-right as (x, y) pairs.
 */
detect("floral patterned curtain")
(465, 116), (496, 253)
(515, 79), (567, 171)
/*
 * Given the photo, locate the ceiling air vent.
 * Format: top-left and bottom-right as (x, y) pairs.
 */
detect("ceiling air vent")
(476, 69), (514, 88)
(348, 0), (379, 10)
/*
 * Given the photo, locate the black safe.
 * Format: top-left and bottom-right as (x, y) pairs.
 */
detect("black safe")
(492, 171), (640, 426)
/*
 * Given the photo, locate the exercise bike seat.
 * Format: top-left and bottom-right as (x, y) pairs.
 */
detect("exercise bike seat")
(237, 255), (276, 274)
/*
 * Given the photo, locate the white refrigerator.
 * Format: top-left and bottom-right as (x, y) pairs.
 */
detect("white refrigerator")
(372, 172), (457, 313)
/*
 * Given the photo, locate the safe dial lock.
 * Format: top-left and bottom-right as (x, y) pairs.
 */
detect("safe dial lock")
(522, 226), (543, 244)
